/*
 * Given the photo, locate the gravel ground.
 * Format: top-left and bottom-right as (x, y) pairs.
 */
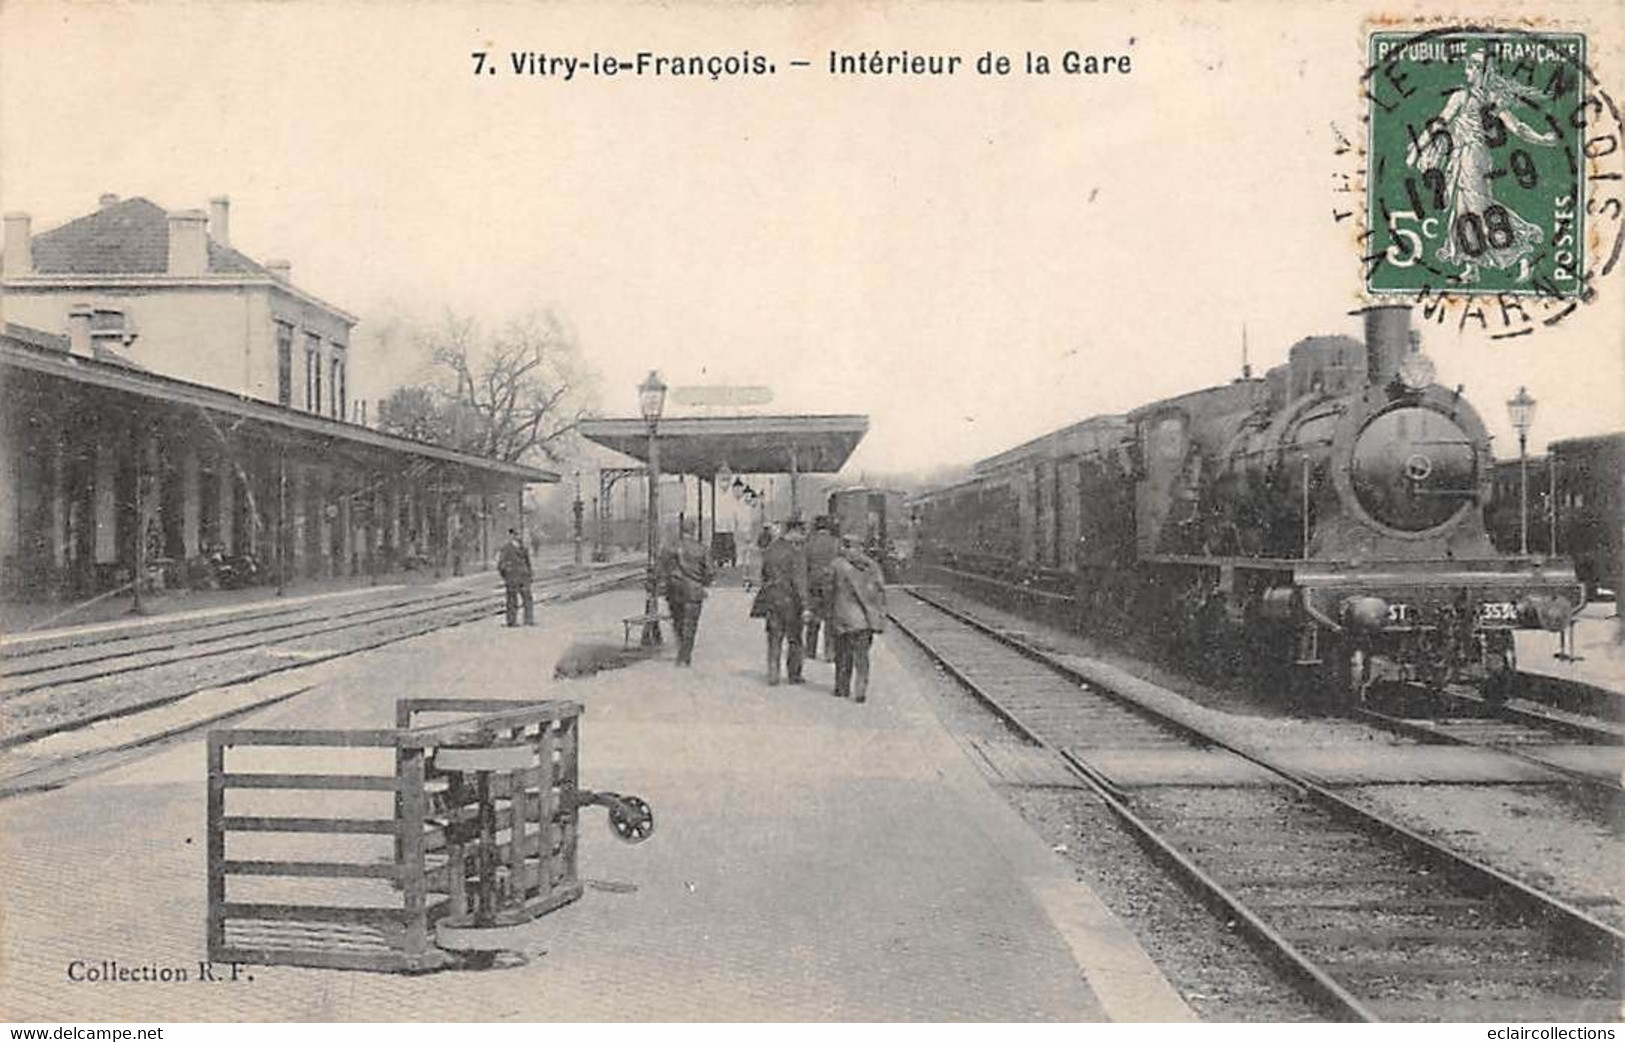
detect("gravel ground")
(923, 586), (1395, 749)
(893, 584), (1625, 1018)
(1341, 782), (1625, 929)
(889, 630), (1325, 1021)
(1, 571), (636, 740)
(0, 604), (483, 738)
(914, 584), (1625, 915)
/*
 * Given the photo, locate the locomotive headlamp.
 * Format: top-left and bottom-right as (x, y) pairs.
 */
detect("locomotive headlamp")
(1398, 353), (1436, 390)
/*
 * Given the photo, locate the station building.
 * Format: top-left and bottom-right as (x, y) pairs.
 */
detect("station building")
(0, 195), (556, 600)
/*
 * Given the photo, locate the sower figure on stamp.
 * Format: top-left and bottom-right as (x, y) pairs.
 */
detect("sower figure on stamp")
(1405, 48), (1560, 285)
(497, 528), (534, 627)
(750, 517), (810, 686)
(830, 534), (887, 702)
(658, 519), (714, 667)
(803, 515), (840, 661)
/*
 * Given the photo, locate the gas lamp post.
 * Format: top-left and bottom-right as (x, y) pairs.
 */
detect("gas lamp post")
(1506, 386), (1537, 556)
(639, 371), (668, 646)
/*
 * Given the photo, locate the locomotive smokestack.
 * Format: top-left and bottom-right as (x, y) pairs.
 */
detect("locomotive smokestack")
(1363, 305), (1411, 387)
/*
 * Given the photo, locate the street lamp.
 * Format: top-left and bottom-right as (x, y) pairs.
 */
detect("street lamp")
(639, 370), (668, 646)
(1507, 385), (1537, 556)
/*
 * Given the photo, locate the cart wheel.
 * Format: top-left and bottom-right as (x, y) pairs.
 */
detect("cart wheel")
(608, 795), (655, 843)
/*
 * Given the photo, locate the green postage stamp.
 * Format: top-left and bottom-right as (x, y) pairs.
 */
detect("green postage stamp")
(1366, 30), (1586, 297)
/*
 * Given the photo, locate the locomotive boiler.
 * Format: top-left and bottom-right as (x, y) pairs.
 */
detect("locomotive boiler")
(913, 306), (1582, 708)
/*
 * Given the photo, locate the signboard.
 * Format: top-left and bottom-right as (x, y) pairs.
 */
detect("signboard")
(670, 385), (774, 407)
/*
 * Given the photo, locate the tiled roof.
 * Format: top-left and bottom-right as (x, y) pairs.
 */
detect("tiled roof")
(29, 197), (270, 276)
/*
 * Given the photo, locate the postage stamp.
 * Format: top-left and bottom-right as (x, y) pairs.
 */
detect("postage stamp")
(1365, 29), (1588, 298)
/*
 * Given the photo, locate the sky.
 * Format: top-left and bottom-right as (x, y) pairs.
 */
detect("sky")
(2, 0), (1621, 476)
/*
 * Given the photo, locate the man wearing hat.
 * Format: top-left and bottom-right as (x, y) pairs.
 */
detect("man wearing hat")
(497, 528), (534, 627)
(657, 519), (714, 666)
(750, 517), (810, 685)
(803, 515), (840, 660)
(828, 534), (887, 702)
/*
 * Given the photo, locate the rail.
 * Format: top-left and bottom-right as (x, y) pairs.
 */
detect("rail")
(889, 586), (1624, 1020)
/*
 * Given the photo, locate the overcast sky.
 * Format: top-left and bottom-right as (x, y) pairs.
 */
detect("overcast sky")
(3, 0), (1621, 475)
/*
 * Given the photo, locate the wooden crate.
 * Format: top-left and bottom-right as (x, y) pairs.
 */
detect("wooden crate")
(207, 698), (585, 973)
(398, 699), (586, 933)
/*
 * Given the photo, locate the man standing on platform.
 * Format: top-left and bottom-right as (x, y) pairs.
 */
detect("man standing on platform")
(829, 535), (887, 702)
(497, 528), (534, 627)
(803, 516), (840, 661)
(751, 518), (810, 686)
(658, 519), (714, 667)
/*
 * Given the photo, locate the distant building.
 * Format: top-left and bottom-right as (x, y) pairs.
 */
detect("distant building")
(0, 195), (555, 602)
(3, 195), (353, 418)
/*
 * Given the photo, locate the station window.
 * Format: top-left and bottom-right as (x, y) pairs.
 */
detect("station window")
(331, 353), (346, 421)
(276, 323), (293, 406)
(305, 334), (322, 414)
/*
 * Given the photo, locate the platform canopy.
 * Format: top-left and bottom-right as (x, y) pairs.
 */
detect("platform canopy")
(578, 414), (869, 477)
(1, 327), (560, 485)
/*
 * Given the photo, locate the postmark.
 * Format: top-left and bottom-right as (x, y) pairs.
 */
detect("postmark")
(1349, 24), (1625, 337)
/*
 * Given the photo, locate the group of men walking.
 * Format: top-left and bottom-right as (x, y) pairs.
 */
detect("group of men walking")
(654, 514), (887, 700)
(498, 516), (887, 702)
(745, 515), (887, 701)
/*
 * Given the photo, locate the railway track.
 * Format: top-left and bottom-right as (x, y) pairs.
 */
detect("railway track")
(890, 585), (1623, 1022)
(0, 564), (643, 746)
(922, 562), (1616, 725)
(923, 564), (1624, 798)
(1358, 689), (1625, 801)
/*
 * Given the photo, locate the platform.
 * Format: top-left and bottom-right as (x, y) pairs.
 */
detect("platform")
(0, 587), (1192, 1021)
(1518, 602), (1625, 698)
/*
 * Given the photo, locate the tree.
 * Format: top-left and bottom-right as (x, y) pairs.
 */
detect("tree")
(377, 386), (447, 444)
(376, 310), (597, 465)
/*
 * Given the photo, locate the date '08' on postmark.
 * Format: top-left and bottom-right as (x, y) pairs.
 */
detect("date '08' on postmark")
(1366, 30), (1586, 298)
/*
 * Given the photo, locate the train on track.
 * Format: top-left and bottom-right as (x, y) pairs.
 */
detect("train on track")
(826, 486), (913, 580)
(911, 305), (1584, 709)
(1487, 432), (1624, 599)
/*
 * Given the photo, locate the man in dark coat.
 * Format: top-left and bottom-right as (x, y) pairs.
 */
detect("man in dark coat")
(752, 519), (809, 685)
(497, 528), (534, 627)
(829, 536), (887, 702)
(802, 516), (840, 661)
(658, 520), (714, 666)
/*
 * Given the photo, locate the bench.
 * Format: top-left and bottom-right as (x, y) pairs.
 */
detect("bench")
(621, 613), (672, 647)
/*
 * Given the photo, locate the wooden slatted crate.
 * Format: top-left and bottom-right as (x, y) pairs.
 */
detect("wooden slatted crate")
(206, 698), (586, 973)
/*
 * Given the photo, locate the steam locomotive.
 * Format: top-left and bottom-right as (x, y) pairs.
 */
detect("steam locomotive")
(912, 306), (1583, 708)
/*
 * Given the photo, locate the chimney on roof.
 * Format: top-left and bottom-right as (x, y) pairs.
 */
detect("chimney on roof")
(209, 196), (230, 247)
(266, 259), (291, 282)
(3, 213), (33, 277)
(167, 209), (208, 276)
(99, 193), (119, 210)
(67, 303), (94, 359)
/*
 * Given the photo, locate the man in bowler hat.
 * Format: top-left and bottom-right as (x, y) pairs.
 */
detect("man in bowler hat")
(497, 528), (534, 627)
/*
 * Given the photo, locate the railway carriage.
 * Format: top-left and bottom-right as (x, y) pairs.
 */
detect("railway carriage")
(826, 486), (913, 579)
(912, 306), (1585, 709)
(1488, 433), (1624, 599)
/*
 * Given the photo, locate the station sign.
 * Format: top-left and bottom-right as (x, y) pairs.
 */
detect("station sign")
(670, 385), (774, 407)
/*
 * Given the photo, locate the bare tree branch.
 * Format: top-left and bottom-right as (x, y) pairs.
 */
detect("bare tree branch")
(381, 308), (597, 466)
